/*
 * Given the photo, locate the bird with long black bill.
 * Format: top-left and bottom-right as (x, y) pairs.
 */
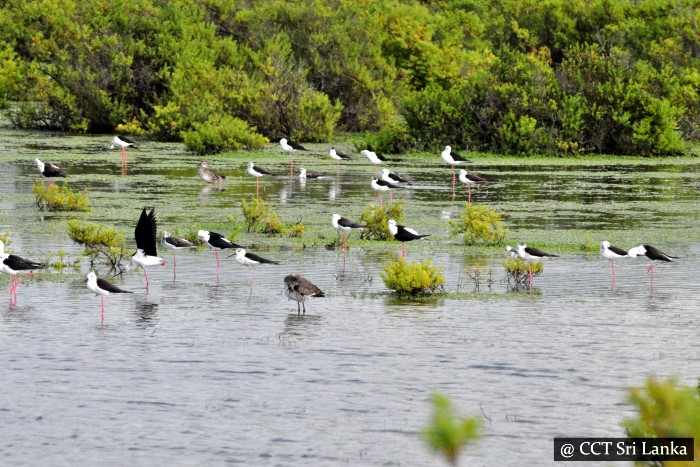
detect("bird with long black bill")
(34, 159), (66, 186)
(371, 177), (399, 207)
(247, 162), (274, 198)
(387, 219), (429, 258)
(198, 230), (242, 280)
(458, 169), (487, 203)
(329, 147), (352, 174)
(628, 244), (676, 285)
(284, 273), (325, 315)
(600, 241), (628, 286)
(129, 208), (166, 290)
(108, 136), (135, 171)
(0, 240), (44, 304)
(515, 242), (558, 291)
(380, 169), (412, 203)
(441, 145), (471, 196)
(280, 138), (308, 175)
(162, 231), (196, 280)
(332, 214), (367, 270)
(229, 248), (279, 288)
(87, 271), (132, 326)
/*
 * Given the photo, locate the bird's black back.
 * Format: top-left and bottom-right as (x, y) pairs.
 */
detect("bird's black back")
(97, 277), (132, 293)
(135, 207), (158, 256)
(3, 255), (45, 271)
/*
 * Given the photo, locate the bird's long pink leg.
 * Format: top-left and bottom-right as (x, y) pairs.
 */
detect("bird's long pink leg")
(389, 191), (393, 203)
(611, 261), (615, 288)
(101, 296), (105, 327)
(48, 179), (52, 187)
(173, 251), (177, 280)
(647, 263), (654, 284)
(290, 151), (294, 176)
(343, 232), (347, 272)
(249, 269), (253, 288)
(379, 193), (383, 208)
(402, 242), (406, 258)
(12, 271), (34, 296)
(468, 184), (472, 203)
(215, 250), (220, 281)
(143, 268), (150, 290)
(256, 178), (259, 198)
(528, 263), (533, 292)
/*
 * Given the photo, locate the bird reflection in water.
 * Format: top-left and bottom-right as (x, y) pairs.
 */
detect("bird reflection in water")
(278, 313), (322, 345)
(134, 300), (159, 325)
(199, 185), (224, 197)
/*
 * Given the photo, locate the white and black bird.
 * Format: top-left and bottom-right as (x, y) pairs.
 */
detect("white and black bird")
(284, 273), (325, 315)
(515, 242), (558, 291)
(0, 240), (44, 304)
(34, 159), (66, 186)
(247, 161), (274, 198)
(129, 208), (166, 290)
(87, 271), (132, 325)
(108, 136), (135, 166)
(198, 161), (225, 184)
(458, 169), (487, 203)
(387, 219), (429, 258)
(230, 248), (279, 287)
(299, 168), (328, 180)
(280, 138), (308, 175)
(600, 241), (628, 285)
(162, 231), (196, 280)
(628, 244), (676, 285)
(198, 230), (243, 279)
(361, 150), (387, 177)
(442, 145), (471, 193)
(371, 177), (399, 207)
(332, 214), (367, 267)
(329, 147), (353, 173)
(381, 168), (413, 186)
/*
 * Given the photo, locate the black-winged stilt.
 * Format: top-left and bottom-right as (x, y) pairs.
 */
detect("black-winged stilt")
(515, 242), (558, 291)
(284, 273), (325, 314)
(628, 244), (675, 285)
(332, 214), (367, 269)
(34, 159), (66, 186)
(458, 169), (487, 203)
(371, 177), (399, 207)
(129, 208), (166, 290)
(229, 248), (279, 287)
(299, 168), (328, 180)
(600, 241), (628, 285)
(361, 150), (386, 177)
(198, 161), (225, 184)
(280, 138), (308, 175)
(441, 146), (471, 195)
(387, 219), (429, 258)
(247, 162), (273, 198)
(0, 240), (44, 304)
(380, 169), (412, 202)
(162, 231), (196, 280)
(329, 147), (352, 174)
(87, 271), (132, 326)
(108, 136), (135, 171)
(198, 230), (242, 280)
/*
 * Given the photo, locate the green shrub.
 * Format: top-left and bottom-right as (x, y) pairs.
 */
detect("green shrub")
(362, 118), (414, 154)
(624, 376), (700, 464)
(502, 256), (543, 287)
(67, 221), (127, 271)
(288, 222), (304, 238)
(450, 203), (507, 246)
(261, 211), (286, 235)
(182, 115), (268, 155)
(422, 392), (482, 467)
(360, 200), (405, 240)
(380, 258), (445, 295)
(241, 197), (271, 232)
(33, 181), (91, 212)
(295, 89), (343, 142)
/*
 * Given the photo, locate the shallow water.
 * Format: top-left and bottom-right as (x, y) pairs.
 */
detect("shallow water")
(1, 130), (700, 466)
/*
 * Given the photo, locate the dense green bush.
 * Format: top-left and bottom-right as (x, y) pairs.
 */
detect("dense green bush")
(450, 203), (507, 246)
(1, 0), (698, 155)
(502, 256), (543, 287)
(67, 221), (127, 270)
(360, 200), (405, 241)
(33, 181), (91, 212)
(380, 258), (445, 295)
(182, 115), (268, 154)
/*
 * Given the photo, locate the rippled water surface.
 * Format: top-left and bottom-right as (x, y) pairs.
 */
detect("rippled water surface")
(2, 130), (700, 466)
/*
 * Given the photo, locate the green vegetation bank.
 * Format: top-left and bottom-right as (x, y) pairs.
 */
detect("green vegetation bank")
(0, 0), (698, 156)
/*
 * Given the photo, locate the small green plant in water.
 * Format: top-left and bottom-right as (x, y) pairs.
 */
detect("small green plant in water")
(49, 249), (80, 271)
(450, 203), (507, 245)
(68, 221), (127, 271)
(360, 200), (405, 240)
(241, 197), (271, 232)
(34, 181), (91, 212)
(580, 236), (598, 253)
(422, 392), (482, 467)
(288, 222), (304, 238)
(262, 211), (286, 235)
(502, 256), (543, 287)
(624, 376), (700, 463)
(380, 257), (445, 295)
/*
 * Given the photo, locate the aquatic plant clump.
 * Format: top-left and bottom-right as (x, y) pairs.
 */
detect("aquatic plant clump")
(422, 392), (482, 467)
(450, 203), (507, 246)
(67, 221), (127, 271)
(360, 200), (405, 240)
(502, 257), (543, 286)
(33, 181), (91, 212)
(380, 258), (445, 295)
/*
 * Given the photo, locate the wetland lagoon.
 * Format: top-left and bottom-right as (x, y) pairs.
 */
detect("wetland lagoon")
(2, 128), (700, 466)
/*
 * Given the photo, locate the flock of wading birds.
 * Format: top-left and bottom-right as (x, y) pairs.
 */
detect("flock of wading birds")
(2, 136), (678, 320)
